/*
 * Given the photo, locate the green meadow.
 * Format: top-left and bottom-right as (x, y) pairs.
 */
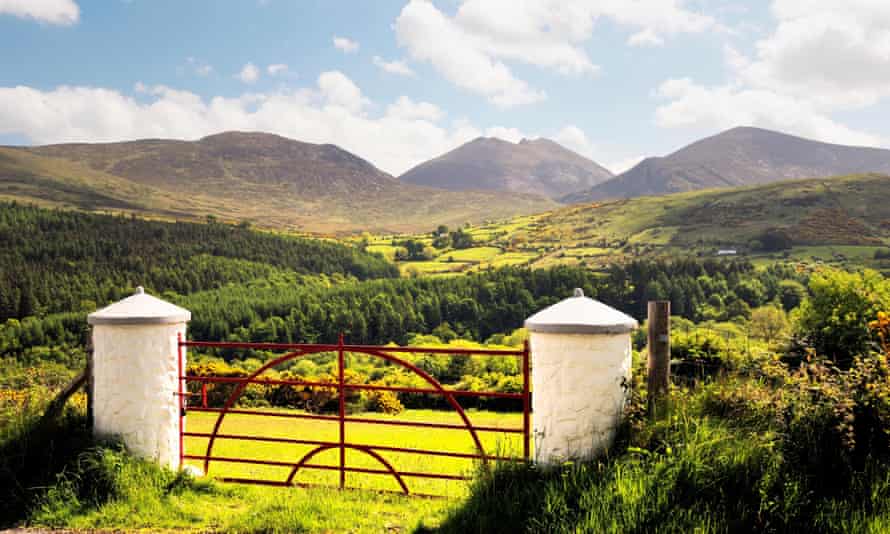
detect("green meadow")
(361, 174), (890, 274)
(184, 408), (524, 497)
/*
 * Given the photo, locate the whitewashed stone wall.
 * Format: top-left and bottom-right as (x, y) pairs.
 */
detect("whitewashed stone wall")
(92, 322), (184, 469)
(531, 331), (632, 464)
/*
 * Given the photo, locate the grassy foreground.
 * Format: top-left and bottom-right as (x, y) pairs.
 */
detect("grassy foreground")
(2, 408), (522, 532)
(1, 415), (451, 533)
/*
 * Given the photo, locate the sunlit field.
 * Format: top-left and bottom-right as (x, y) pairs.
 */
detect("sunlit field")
(184, 408), (525, 498)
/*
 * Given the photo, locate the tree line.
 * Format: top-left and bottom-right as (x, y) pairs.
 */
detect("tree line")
(0, 202), (397, 320)
(1, 258), (808, 356)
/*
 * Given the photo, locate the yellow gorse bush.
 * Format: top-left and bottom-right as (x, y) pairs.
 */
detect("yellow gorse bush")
(869, 311), (890, 356)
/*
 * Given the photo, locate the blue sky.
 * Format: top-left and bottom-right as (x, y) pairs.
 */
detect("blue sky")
(1, 0), (889, 175)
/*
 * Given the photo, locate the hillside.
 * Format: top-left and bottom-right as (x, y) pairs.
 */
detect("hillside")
(366, 174), (890, 274)
(0, 132), (556, 233)
(564, 127), (890, 203)
(399, 137), (613, 199)
(0, 202), (398, 320)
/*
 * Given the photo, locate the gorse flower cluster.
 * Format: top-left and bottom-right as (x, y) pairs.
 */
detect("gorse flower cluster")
(869, 310), (890, 356)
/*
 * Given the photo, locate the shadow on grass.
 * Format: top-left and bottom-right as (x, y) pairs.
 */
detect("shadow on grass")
(0, 410), (94, 527)
(1, 409), (223, 530)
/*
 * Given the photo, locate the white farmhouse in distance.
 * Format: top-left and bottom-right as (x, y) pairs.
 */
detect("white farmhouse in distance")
(717, 249), (738, 256)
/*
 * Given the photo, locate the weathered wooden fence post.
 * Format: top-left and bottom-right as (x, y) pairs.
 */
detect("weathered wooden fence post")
(525, 288), (638, 465)
(647, 300), (670, 416)
(87, 287), (190, 469)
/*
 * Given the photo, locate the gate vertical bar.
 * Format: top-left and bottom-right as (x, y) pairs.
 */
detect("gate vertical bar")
(338, 333), (346, 489)
(522, 339), (531, 461)
(177, 332), (184, 469)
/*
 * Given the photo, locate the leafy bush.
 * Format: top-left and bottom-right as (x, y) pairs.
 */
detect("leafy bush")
(363, 390), (404, 415)
(795, 269), (890, 366)
(777, 279), (807, 311)
(758, 228), (794, 251)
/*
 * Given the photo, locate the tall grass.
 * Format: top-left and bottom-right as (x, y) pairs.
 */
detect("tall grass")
(0, 403), (94, 526)
(435, 358), (890, 534)
(435, 409), (776, 533)
(2, 412), (449, 532)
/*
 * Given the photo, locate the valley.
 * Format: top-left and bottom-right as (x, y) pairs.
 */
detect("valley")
(362, 173), (890, 276)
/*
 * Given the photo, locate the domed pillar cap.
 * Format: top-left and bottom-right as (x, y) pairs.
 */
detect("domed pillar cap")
(525, 288), (638, 334)
(88, 286), (191, 325)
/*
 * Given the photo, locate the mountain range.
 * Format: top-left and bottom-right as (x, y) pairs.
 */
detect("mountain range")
(0, 132), (555, 233)
(563, 127), (890, 203)
(3, 126), (890, 235)
(398, 136), (613, 199)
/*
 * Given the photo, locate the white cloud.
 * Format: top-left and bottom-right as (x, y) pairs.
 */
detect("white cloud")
(394, 0), (716, 107)
(333, 36), (359, 53)
(317, 71), (369, 112)
(236, 62), (260, 84)
(372, 56), (415, 77)
(654, 0), (890, 147)
(386, 96), (443, 121)
(0, 0), (79, 25)
(395, 1), (546, 108)
(0, 74), (520, 175)
(654, 78), (884, 147)
(628, 28), (665, 47)
(267, 63), (288, 76)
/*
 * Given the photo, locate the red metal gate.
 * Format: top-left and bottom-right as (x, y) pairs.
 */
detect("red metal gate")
(176, 334), (530, 497)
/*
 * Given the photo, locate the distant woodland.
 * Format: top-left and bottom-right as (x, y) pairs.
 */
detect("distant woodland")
(0, 203), (807, 356)
(0, 202), (398, 321)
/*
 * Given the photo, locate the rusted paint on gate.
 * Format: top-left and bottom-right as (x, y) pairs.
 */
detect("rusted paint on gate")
(177, 336), (531, 496)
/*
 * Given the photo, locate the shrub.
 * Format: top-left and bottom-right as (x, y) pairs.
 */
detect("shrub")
(758, 228), (793, 251)
(795, 269), (890, 366)
(670, 325), (737, 380)
(363, 390), (404, 415)
(749, 305), (789, 344)
(186, 361), (262, 407)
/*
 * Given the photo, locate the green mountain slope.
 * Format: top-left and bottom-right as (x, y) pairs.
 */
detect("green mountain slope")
(368, 174), (890, 273)
(543, 173), (890, 250)
(0, 201), (398, 320)
(0, 132), (556, 234)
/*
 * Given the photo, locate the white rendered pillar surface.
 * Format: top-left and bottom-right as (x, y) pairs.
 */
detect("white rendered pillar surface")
(88, 288), (190, 470)
(530, 332), (632, 463)
(525, 289), (637, 465)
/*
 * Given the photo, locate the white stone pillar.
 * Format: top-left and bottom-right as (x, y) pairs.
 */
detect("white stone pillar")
(87, 287), (191, 470)
(525, 288), (637, 465)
